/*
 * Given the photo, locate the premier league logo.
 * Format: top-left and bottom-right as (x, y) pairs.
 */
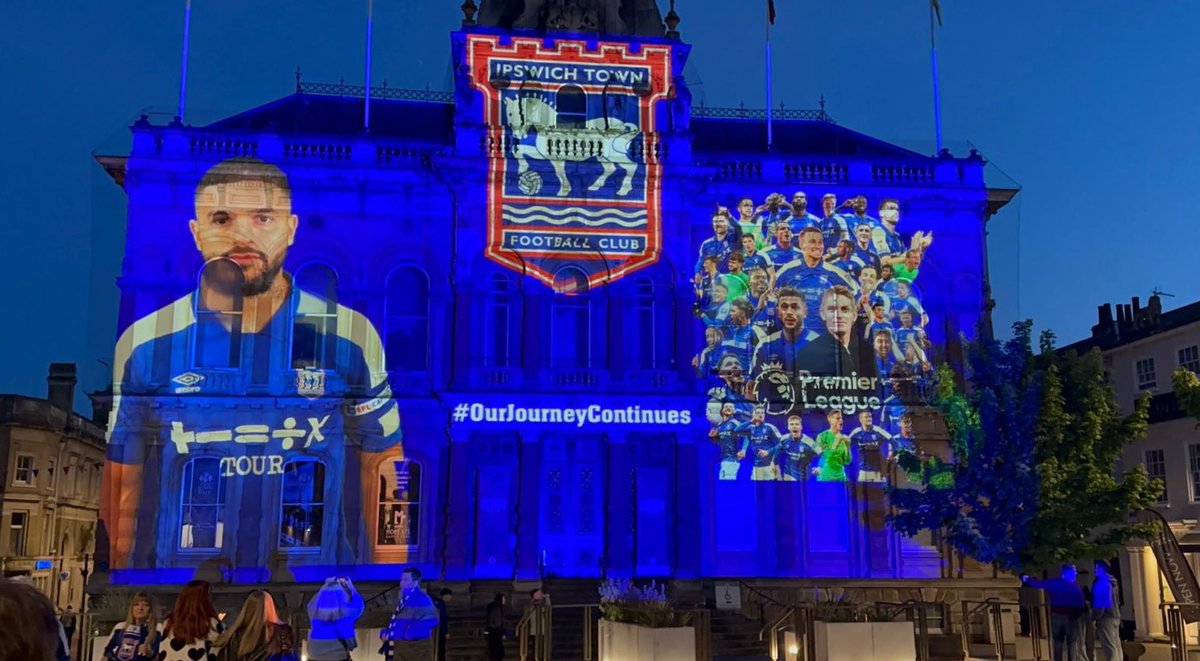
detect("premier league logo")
(466, 35), (672, 290)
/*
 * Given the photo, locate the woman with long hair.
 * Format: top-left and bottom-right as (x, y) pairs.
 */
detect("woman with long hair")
(484, 593), (508, 661)
(102, 592), (157, 661)
(158, 580), (222, 661)
(213, 590), (296, 661)
(305, 578), (364, 661)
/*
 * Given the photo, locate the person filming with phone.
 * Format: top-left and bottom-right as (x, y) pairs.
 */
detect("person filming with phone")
(306, 577), (365, 661)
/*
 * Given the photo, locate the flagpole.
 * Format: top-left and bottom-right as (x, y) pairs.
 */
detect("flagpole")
(177, 0), (192, 121)
(765, 0), (774, 150)
(363, 0), (374, 131)
(929, 1), (943, 153)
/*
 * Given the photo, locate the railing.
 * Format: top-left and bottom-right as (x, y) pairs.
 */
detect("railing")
(692, 103), (836, 124)
(517, 603), (552, 661)
(876, 600), (945, 661)
(1160, 601), (1199, 661)
(959, 597), (1048, 661)
(759, 605), (815, 661)
(297, 79), (454, 104)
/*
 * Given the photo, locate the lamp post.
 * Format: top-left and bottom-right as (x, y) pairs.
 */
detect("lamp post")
(76, 552), (90, 661)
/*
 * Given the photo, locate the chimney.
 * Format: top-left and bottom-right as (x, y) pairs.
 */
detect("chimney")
(1149, 294), (1163, 319)
(47, 363), (77, 412)
(1132, 296), (1141, 314)
(1093, 303), (1115, 339)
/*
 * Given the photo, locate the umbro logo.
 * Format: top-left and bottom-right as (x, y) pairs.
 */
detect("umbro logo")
(171, 372), (205, 393)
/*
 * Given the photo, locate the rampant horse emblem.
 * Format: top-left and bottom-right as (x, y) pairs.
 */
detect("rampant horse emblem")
(466, 35), (673, 290)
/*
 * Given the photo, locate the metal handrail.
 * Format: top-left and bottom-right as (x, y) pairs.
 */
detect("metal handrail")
(759, 606), (795, 661)
(959, 598), (1028, 661)
(516, 604), (552, 661)
(1159, 601), (1200, 661)
(875, 600), (943, 661)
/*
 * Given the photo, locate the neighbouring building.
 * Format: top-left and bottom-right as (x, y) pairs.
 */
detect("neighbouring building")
(0, 363), (105, 609)
(1061, 293), (1200, 640)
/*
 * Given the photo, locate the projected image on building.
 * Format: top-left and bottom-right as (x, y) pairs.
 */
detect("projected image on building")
(102, 158), (406, 583)
(695, 192), (934, 486)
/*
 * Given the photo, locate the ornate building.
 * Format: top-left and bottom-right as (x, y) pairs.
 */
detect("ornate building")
(0, 364), (104, 608)
(93, 6), (1015, 592)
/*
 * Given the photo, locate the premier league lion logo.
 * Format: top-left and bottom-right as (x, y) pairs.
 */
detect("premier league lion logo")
(467, 35), (672, 290)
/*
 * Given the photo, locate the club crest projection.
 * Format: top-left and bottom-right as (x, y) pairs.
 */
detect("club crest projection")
(467, 35), (672, 290)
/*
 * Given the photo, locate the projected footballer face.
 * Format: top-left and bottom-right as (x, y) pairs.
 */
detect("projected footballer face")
(820, 289), (855, 338)
(856, 224), (873, 246)
(712, 213), (729, 235)
(799, 228), (824, 263)
(777, 293), (804, 331)
(822, 194), (837, 216)
(741, 234), (756, 252)
(791, 192), (807, 211)
(879, 199), (900, 226)
(851, 196), (867, 215)
(751, 406), (765, 423)
(873, 331), (894, 359)
(860, 267), (878, 292)
(749, 270), (769, 296)
(859, 410), (873, 428)
(787, 416), (802, 435)
(827, 410), (844, 433)
(775, 224), (793, 249)
(738, 198), (755, 218)
(190, 172), (298, 297)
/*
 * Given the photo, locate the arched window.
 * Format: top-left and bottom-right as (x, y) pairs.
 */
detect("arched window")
(556, 85), (587, 128)
(279, 460), (325, 549)
(550, 267), (591, 368)
(385, 266), (430, 372)
(485, 274), (514, 367)
(192, 259), (243, 369)
(376, 458), (421, 547)
(292, 263), (339, 370)
(179, 457), (225, 550)
(634, 277), (656, 369)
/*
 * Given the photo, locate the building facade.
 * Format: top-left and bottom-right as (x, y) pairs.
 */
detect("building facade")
(0, 363), (105, 608)
(1061, 294), (1200, 640)
(93, 14), (1013, 589)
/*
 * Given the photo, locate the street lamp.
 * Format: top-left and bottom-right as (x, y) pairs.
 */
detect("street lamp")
(76, 552), (90, 661)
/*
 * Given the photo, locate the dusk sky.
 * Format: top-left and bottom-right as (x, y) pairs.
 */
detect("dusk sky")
(2, 1), (1198, 408)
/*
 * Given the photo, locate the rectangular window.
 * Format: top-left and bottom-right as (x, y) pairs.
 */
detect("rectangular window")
(1180, 346), (1200, 374)
(280, 461), (325, 549)
(1146, 448), (1168, 504)
(1136, 358), (1157, 391)
(179, 458), (225, 550)
(1190, 445), (1200, 503)
(12, 455), (33, 486)
(377, 459), (421, 547)
(9, 512), (27, 555)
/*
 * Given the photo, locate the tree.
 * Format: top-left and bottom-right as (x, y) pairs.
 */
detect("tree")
(889, 321), (1041, 572)
(1022, 340), (1160, 572)
(889, 322), (1162, 574)
(1174, 367), (1200, 422)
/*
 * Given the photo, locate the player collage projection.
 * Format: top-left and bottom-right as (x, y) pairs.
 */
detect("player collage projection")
(101, 158), (415, 583)
(695, 192), (934, 488)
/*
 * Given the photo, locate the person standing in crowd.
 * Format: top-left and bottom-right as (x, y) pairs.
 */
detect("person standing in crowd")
(734, 197), (765, 250)
(710, 402), (747, 480)
(778, 415), (817, 481)
(211, 590), (285, 661)
(306, 577), (365, 661)
(60, 605), (77, 648)
(744, 404), (783, 481)
(1022, 564), (1089, 661)
(433, 588), (453, 661)
(1092, 560), (1122, 661)
(102, 592), (157, 661)
(0, 579), (65, 661)
(526, 588), (551, 659)
(381, 567), (440, 661)
(819, 194), (851, 255)
(695, 208), (737, 275)
(485, 593), (508, 661)
(786, 191), (822, 236)
(158, 580), (223, 661)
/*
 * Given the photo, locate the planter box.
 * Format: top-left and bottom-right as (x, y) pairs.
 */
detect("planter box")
(813, 621), (916, 661)
(598, 620), (696, 661)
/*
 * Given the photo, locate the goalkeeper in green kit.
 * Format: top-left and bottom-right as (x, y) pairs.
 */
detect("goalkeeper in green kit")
(813, 409), (852, 482)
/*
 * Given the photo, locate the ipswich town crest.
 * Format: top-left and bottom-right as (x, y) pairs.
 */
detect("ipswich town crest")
(467, 35), (672, 291)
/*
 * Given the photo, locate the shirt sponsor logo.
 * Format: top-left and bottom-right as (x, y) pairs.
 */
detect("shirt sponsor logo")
(171, 372), (205, 394)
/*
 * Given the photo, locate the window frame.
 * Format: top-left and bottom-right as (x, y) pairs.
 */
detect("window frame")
(12, 454), (34, 486)
(375, 457), (422, 549)
(484, 273), (514, 368)
(9, 511), (28, 556)
(550, 267), (592, 368)
(190, 260), (245, 370)
(291, 262), (340, 371)
(1189, 444), (1200, 503)
(1145, 448), (1169, 504)
(384, 265), (431, 372)
(1135, 357), (1158, 391)
(555, 85), (588, 128)
(279, 459), (327, 552)
(1179, 344), (1200, 375)
(178, 456), (227, 552)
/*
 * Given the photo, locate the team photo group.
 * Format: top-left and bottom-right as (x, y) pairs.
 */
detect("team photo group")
(694, 191), (935, 484)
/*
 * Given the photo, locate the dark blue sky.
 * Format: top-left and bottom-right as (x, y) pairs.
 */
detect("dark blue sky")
(3, 1), (1198, 408)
